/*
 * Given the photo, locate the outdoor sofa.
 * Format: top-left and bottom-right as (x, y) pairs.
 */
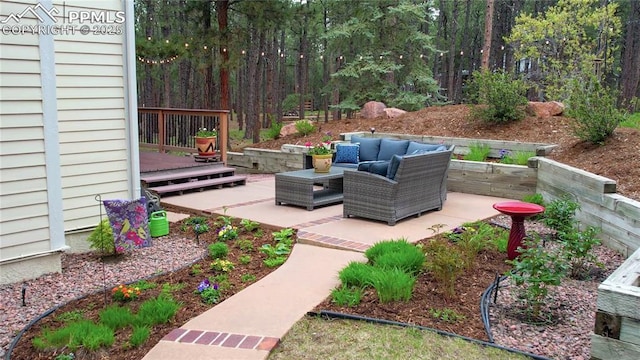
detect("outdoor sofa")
(341, 140), (455, 225)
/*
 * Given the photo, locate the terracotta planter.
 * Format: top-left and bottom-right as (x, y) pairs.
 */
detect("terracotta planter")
(311, 154), (333, 173)
(195, 136), (217, 156)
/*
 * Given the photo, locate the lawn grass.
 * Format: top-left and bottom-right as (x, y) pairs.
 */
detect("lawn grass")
(619, 112), (640, 129)
(268, 316), (530, 360)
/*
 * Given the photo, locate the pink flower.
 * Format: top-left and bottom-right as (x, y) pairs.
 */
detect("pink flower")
(305, 141), (312, 147)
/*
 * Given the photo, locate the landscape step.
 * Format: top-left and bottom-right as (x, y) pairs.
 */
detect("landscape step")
(141, 166), (237, 184)
(148, 175), (247, 195)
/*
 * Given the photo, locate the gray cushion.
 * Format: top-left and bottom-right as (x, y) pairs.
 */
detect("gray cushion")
(378, 138), (410, 161)
(333, 162), (358, 169)
(369, 161), (389, 176)
(411, 145), (447, 155)
(386, 154), (403, 179)
(334, 143), (359, 164)
(351, 136), (381, 162)
(357, 160), (388, 171)
(406, 141), (446, 155)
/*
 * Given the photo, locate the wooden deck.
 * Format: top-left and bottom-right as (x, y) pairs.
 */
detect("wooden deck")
(139, 151), (246, 195)
(139, 151), (220, 174)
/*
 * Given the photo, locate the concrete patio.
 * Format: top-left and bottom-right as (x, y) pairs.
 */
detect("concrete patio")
(143, 174), (513, 360)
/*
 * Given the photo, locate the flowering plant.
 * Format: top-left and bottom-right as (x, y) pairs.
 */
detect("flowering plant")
(305, 141), (332, 155)
(210, 259), (235, 272)
(195, 278), (221, 304)
(196, 127), (217, 137)
(112, 284), (141, 301)
(217, 224), (238, 241)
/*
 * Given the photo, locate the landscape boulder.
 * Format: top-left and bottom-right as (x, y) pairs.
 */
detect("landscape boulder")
(527, 101), (565, 118)
(384, 107), (407, 118)
(280, 120), (313, 137)
(361, 101), (387, 119)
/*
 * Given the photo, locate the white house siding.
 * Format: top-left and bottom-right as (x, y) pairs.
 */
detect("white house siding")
(0, 0), (137, 284)
(0, 0), (53, 282)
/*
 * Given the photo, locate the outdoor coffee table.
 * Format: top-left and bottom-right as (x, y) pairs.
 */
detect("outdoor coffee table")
(275, 167), (345, 210)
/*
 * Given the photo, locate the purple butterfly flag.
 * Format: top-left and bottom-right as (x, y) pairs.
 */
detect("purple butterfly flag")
(103, 197), (153, 253)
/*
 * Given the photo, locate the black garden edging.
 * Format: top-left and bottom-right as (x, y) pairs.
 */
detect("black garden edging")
(309, 310), (551, 360)
(5, 254), (207, 360)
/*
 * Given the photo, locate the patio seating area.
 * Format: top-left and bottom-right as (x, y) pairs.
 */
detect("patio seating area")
(142, 174), (512, 359)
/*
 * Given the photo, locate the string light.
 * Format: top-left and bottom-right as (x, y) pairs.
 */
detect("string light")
(137, 55), (179, 65)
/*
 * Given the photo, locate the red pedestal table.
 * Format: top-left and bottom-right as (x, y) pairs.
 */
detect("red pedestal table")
(492, 201), (545, 260)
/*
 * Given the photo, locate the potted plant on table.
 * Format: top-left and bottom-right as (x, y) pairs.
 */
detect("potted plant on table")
(305, 140), (333, 173)
(195, 128), (218, 156)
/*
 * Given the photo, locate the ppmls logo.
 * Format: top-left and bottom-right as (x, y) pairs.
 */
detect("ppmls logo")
(1, 2), (125, 36)
(0, 3), (59, 24)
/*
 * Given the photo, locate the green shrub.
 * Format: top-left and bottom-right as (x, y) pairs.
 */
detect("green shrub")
(87, 219), (115, 254)
(429, 308), (466, 323)
(508, 236), (567, 320)
(208, 242), (229, 259)
(501, 150), (535, 165)
(369, 268), (415, 303)
(129, 326), (150, 348)
(33, 320), (114, 352)
(99, 305), (136, 330)
(467, 69), (528, 123)
(389, 91), (429, 112)
(240, 219), (260, 232)
(331, 286), (364, 307)
(423, 239), (465, 298)
(463, 143), (491, 162)
(373, 247), (425, 276)
(543, 197), (580, 236)
(264, 121), (283, 140)
(136, 296), (180, 326)
(365, 239), (414, 264)
(294, 120), (316, 136)
(339, 261), (375, 288)
(522, 193), (545, 207)
(235, 239), (255, 252)
(241, 273), (256, 283)
(263, 256), (286, 268)
(566, 77), (626, 144)
(239, 254), (251, 265)
(282, 93), (302, 114)
(561, 226), (602, 279)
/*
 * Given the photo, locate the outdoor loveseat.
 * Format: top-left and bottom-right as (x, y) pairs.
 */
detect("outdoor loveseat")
(342, 142), (455, 225)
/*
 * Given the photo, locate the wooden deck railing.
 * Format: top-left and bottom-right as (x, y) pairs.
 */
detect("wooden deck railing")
(138, 107), (229, 164)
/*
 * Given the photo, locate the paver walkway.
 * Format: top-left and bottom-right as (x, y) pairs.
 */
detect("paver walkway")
(143, 176), (512, 359)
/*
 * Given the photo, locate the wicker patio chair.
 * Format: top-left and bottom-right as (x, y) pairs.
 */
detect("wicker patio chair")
(343, 145), (454, 225)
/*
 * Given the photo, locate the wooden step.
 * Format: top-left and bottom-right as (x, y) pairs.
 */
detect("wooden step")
(148, 175), (247, 195)
(141, 166), (236, 184)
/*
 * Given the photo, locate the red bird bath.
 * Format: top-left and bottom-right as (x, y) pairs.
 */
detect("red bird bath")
(492, 201), (545, 260)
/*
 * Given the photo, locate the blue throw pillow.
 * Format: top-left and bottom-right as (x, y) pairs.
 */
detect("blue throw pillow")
(406, 141), (446, 155)
(386, 154), (403, 179)
(351, 136), (381, 162)
(378, 138), (410, 161)
(335, 143), (359, 163)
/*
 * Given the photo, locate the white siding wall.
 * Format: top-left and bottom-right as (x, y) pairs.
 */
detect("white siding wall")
(0, 1), (51, 260)
(52, 0), (130, 231)
(0, 0), (135, 284)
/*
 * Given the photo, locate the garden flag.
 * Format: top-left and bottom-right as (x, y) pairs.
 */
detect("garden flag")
(103, 197), (153, 253)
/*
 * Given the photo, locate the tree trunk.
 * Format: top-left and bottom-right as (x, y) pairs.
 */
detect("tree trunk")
(481, 0), (494, 70)
(217, 0), (230, 111)
(446, 0), (460, 101)
(620, 0), (640, 110)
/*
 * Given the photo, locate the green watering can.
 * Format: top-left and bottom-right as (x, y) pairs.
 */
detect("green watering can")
(149, 211), (169, 237)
